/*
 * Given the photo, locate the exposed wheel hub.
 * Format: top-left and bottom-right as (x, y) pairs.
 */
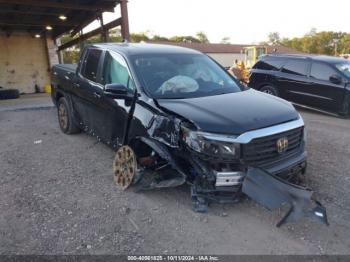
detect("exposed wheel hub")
(113, 145), (137, 189)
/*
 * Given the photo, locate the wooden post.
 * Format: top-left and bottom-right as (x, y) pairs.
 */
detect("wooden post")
(79, 30), (84, 54)
(99, 14), (108, 42)
(55, 38), (63, 64)
(120, 0), (129, 41)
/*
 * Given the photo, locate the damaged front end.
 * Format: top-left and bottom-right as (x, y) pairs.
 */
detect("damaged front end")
(114, 92), (328, 227)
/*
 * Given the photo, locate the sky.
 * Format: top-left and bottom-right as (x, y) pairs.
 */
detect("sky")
(91, 0), (350, 44)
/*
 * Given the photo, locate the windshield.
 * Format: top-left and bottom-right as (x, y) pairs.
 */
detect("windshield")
(130, 53), (241, 99)
(335, 61), (350, 79)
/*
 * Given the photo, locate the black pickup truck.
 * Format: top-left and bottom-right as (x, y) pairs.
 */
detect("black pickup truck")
(51, 43), (328, 226)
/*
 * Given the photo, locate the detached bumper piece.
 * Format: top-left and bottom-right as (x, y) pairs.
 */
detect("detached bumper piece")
(242, 168), (329, 227)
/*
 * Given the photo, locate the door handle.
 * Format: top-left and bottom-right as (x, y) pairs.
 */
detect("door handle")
(93, 92), (102, 99)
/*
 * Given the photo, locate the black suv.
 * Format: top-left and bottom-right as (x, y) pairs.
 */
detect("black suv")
(249, 54), (350, 117)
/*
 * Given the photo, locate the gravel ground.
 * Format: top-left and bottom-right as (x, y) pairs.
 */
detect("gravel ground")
(0, 107), (349, 255)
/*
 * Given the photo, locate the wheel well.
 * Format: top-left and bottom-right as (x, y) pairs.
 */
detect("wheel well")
(55, 89), (64, 103)
(128, 138), (153, 158)
(259, 84), (272, 90)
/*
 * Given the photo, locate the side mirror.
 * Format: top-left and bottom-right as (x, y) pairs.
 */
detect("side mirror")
(104, 83), (132, 99)
(329, 74), (342, 84)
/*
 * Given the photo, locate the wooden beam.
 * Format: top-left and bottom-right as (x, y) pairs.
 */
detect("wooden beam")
(0, 19), (78, 27)
(0, 0), (116, 11)
(58, 18), (122, 51)
(99, 15), (108, 42)
(70, 14), (100, 37)
(0, 9), (64, 16)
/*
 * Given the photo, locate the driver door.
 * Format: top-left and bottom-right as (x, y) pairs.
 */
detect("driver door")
(100, 51), (136, 147)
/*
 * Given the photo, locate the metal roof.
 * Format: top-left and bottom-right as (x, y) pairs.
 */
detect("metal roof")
(0, 0), (119, 38)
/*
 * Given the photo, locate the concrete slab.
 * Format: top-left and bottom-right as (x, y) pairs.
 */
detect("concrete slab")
(0, 93), (54, 112)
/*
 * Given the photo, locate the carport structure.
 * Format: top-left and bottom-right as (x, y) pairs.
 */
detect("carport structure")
(0, 0), (129, 94)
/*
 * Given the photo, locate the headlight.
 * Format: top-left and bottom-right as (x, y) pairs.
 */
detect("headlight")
(181, 126), (240, 159)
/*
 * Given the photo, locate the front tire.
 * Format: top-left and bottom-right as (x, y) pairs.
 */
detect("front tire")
(260, 85), (279, 97)
(57, 97), (80, 134)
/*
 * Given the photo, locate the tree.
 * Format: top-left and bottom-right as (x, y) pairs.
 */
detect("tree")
(129, 32), (150, 43)
(220, 36), (231, 44)
(268, 32), (281, 45)
(196, 31), (210, 43)
(63, 50), (80, 64)
(280, 29), (350, 55)
(168, 35), (201, 43)
(152, 35), (170, 42)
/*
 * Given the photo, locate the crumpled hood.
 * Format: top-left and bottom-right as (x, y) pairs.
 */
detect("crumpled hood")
(157, 89), (299, 135)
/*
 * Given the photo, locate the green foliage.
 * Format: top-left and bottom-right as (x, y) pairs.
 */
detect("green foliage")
(279, 29), (350, 55)
(129, 32), (150, 42)
(63, 50), (80, 64)
(152, 35), (170, 42)
(268, 32), (281, 45)
(196, 31), (210, 43)
(168, 35), (201, 43)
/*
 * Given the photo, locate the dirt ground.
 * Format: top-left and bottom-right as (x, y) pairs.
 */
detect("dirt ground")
(0, 104), (349, 255)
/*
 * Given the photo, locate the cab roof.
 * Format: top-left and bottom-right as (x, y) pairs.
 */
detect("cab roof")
(91, 43), (203, 56)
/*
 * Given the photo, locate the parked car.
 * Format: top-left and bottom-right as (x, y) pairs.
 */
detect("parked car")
(51, 43), (327, 226)
(249, 54), (350, 117)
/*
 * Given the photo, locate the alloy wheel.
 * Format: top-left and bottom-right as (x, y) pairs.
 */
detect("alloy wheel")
(58, 103), (68, 130)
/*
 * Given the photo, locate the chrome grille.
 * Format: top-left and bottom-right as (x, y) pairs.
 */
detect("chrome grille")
(242, 127), (304, 166)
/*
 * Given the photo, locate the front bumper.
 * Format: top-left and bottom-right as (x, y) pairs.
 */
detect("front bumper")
(190, 152), (329, 228)
(190, 148), (307, 190)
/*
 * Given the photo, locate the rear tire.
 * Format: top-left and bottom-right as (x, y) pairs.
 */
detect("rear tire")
(260, 85), (279, 97)
(57, 97), (80, 134)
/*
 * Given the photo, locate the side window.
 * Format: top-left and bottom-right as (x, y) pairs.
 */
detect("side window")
(82, 49), (102, 82)
(253, 59), (285, 71)
(310, 63), (337, 81)
(281, 60), (309, 76)
(102, 51), (135, 90)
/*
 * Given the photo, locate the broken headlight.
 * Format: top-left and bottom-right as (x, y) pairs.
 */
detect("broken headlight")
(181, 126), (240, 159)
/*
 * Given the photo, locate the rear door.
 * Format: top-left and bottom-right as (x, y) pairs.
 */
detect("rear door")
(308, 62), (345, 112)
(276, 59), (312, 104)
(74, 48), (106, 137)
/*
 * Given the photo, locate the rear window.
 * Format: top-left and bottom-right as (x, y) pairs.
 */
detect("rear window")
(281, 60), (309, 76)
(253, 59), (285, 71)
